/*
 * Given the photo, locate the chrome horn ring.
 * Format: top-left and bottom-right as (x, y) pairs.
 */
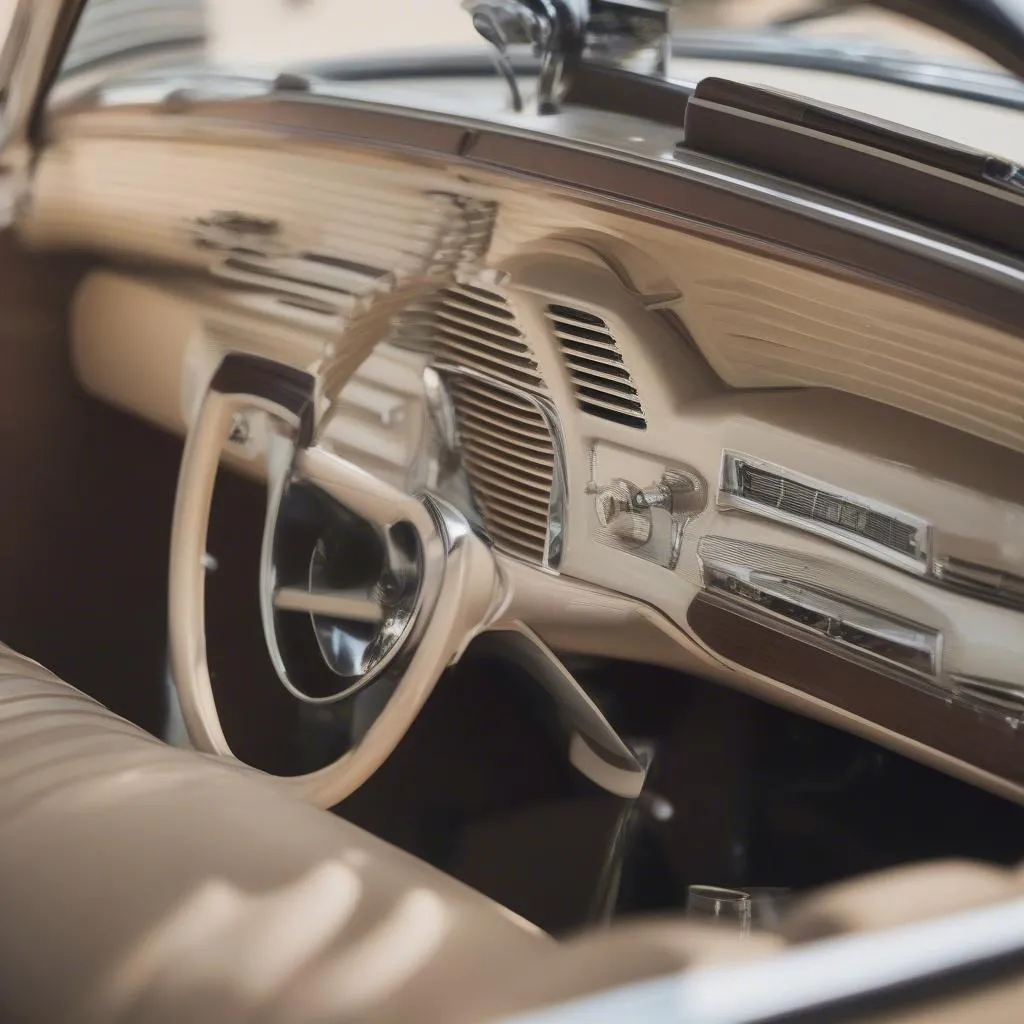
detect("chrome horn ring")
(169, 353), (505, 806)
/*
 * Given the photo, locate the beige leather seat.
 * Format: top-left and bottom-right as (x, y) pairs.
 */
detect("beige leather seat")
(0, 642), (1020, 1024)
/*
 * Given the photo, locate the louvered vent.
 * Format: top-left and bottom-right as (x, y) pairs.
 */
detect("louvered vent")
(546, 304), (646, 429)
(437, 284), (546, 391)
(435, 285), (556, 564)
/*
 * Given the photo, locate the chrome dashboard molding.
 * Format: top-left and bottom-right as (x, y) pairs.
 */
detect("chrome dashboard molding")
(699, 552), (941, 680)
(933, 555), (1024, 614)
(718, 452), (932, 576)
(432, 360), (569, 573)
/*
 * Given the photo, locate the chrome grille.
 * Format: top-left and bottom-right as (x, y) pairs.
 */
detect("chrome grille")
(448, 376), (556, 563)
(720, 452), (930, 572)
(435, 285), (556, 564)
(546, 304), (646, 429)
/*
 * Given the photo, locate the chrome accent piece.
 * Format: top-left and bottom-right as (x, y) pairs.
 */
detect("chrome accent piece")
(463, 0), (586, 114)
(588, 451), (705, 571)
(434, 362), (566, 570)
(700, 550), (940, 677)
(464, 0), (670, 113)
(951, 674), (1024, 719)
(595, 479), (652, 546)
(584, 0), (672, 77)
(546, 303), (646, 429)
(933, 555), (1024, 613)
(720, 452), (931, 574)
(272, 586), (385, 625)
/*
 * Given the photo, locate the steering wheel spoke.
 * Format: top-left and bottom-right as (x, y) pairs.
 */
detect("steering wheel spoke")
(169, 353), (504, 806)
(272, 586), (386, 625)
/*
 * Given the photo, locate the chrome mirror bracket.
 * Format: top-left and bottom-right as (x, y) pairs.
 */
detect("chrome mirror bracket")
(463, 0), (671, 114)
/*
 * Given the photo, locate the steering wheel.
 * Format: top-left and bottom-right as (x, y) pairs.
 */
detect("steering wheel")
(168, 353), (505, 807)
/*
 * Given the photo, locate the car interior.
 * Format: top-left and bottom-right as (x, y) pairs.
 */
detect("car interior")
(3, 1), (1024, 1022)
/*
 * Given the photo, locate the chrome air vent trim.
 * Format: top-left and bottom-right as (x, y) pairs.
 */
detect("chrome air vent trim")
(933, 556), (1024, 614)
(719, 452), (931, 574)
(434, 362), (565, 570)
(700, 551), (941, 678)
(546, 303), (647, 429)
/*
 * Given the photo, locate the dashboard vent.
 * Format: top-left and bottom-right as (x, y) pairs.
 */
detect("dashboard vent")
(437, 285), (546, 392)
(720, 452), (930, 572)
(431, 284), (556, 565)
(447, 375), (556, 564)
(546, 304), (646, 429)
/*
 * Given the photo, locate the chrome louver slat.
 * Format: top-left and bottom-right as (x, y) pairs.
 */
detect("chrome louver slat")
(720, 452), (931, 573)
(438, 285), (546, 392)
(546, 304), (647, 430)
(448, 375), (556, 563)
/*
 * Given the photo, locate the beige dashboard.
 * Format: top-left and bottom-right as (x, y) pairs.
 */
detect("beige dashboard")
(26, 108), (1024, 802)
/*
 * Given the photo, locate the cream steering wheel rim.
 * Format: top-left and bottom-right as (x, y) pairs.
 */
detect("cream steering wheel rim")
(168, 353), (503, 807)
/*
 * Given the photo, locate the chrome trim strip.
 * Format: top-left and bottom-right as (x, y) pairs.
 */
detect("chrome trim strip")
(719, 452), (932, 575)
(950, 673), (1024, 718)
(933, 555), (1024, 613)
(700, 547), (941, 678)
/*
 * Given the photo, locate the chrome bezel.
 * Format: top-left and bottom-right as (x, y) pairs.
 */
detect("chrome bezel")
(718, 451), (932, 576)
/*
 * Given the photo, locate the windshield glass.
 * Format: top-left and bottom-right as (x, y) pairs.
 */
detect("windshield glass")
(53, 0), (1024, 157)
(58, 0), (999, 73)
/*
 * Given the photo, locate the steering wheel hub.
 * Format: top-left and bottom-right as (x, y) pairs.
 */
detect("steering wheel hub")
(266, 479), (426, 703)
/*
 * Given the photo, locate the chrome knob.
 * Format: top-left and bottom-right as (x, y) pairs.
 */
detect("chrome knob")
(595, 479), (652, 546)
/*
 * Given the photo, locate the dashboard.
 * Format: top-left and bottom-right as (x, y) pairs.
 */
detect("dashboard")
(28, 100), (1024, 803)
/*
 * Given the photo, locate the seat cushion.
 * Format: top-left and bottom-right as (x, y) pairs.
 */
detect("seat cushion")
(0, 644), (549, 1024)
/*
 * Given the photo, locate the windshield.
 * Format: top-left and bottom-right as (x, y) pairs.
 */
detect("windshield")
(58, 0), (1002, 72)
(53, 0), (1024, 158)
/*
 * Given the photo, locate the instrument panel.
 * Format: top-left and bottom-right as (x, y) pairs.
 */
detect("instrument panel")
(38, 116), (1024, 803)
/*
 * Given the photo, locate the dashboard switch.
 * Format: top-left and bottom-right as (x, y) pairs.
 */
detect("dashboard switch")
(594, 479), (653, 546)
(588, 445), (707, 570)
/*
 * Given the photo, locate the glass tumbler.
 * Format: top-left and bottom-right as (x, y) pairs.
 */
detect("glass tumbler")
(685, 885), (753, 936)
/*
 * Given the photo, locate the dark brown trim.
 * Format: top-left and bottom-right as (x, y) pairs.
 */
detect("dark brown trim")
(562, 64), (692, 128)
(688, 593), (1024, 787)
(134, 95), (1024, 342)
